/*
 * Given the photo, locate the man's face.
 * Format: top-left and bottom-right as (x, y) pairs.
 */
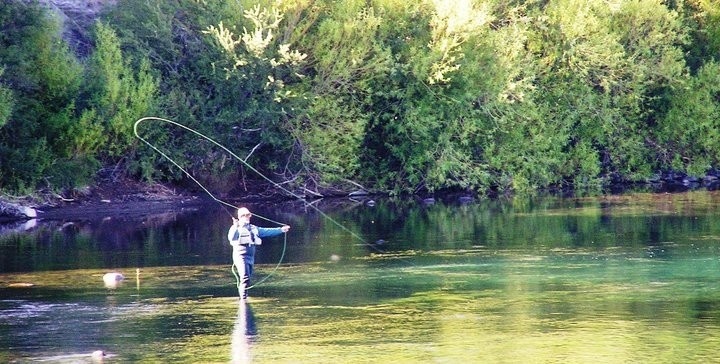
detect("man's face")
(237, 208), (251, 224)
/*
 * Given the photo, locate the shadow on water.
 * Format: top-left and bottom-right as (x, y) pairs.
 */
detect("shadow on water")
(2, 191), (720, 362)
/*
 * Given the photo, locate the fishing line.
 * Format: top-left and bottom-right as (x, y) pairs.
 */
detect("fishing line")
(133, 116), (386, 292)
(134, 117), (287, 291)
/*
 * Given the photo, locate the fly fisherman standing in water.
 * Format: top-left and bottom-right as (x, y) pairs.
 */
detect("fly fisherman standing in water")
(228, 207), (290, 300)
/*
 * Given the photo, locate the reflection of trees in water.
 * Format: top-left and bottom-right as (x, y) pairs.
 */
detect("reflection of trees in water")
(231, 302), (256, 364)
(5, 192), (720, 273)
(0, 204), (231, 272)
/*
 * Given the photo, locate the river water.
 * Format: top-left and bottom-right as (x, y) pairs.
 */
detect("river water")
(1, 191), (719, 363)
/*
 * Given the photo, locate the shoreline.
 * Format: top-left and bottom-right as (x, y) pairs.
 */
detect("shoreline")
(3, 171), (720, 223)
(1, 177), (367, 223)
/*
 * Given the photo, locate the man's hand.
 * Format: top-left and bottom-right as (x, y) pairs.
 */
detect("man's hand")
(281, 225), (290, 233)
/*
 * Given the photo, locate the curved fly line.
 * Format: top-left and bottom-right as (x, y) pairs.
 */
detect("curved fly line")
(133, 116), (376, 293)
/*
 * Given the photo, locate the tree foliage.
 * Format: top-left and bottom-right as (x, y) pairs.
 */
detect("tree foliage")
(0, 1), (86, 191)
(0, 68), (13, 130)
(84, 21), (158, 160)
(655, 61), (720, 176)
(0, 0), (719, 196)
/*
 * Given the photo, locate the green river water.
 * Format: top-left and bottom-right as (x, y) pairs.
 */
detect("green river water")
(1, 191), (719, 363)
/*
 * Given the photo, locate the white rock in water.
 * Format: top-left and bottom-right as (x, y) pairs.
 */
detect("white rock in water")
(0, 201), (37, 220)
(22, 206), (37, 218)
(91, 350), (106, 362)
(102, 272), (124, 289)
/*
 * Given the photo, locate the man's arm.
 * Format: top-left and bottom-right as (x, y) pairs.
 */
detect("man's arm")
(228, 224), (240, 244)
(257, 226), (290, 238)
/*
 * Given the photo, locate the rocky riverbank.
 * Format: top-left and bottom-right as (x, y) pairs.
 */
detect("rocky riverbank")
(3, 167), (720, 223)
(0, 178), (195, 222)
(0, 174), (333, 224)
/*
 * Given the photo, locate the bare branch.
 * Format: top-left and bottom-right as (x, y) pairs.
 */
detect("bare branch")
(243, 142), (262, 162)
(342, 178), (368, 191)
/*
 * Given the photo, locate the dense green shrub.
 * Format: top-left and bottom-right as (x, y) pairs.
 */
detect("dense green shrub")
(0, 68), (13, 130)
(83, 21), (158, 160)
(656, 61), (720, 176)
(1, 0), (719, 196)
(0, 1), (86, 192)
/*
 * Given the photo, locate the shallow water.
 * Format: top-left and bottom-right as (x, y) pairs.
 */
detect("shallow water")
(1, 191), (720, 363)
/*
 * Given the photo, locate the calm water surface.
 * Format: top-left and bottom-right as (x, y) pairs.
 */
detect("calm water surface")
(1, 191), (720, 363)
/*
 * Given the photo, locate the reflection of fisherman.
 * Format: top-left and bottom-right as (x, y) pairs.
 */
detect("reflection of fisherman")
(228, 207), (290, 300)
(231, 302), (256, 364)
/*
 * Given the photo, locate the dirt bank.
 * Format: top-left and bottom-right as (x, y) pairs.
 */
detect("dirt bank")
(29, 177), (310, 221)
(30, 178), (201, 220)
